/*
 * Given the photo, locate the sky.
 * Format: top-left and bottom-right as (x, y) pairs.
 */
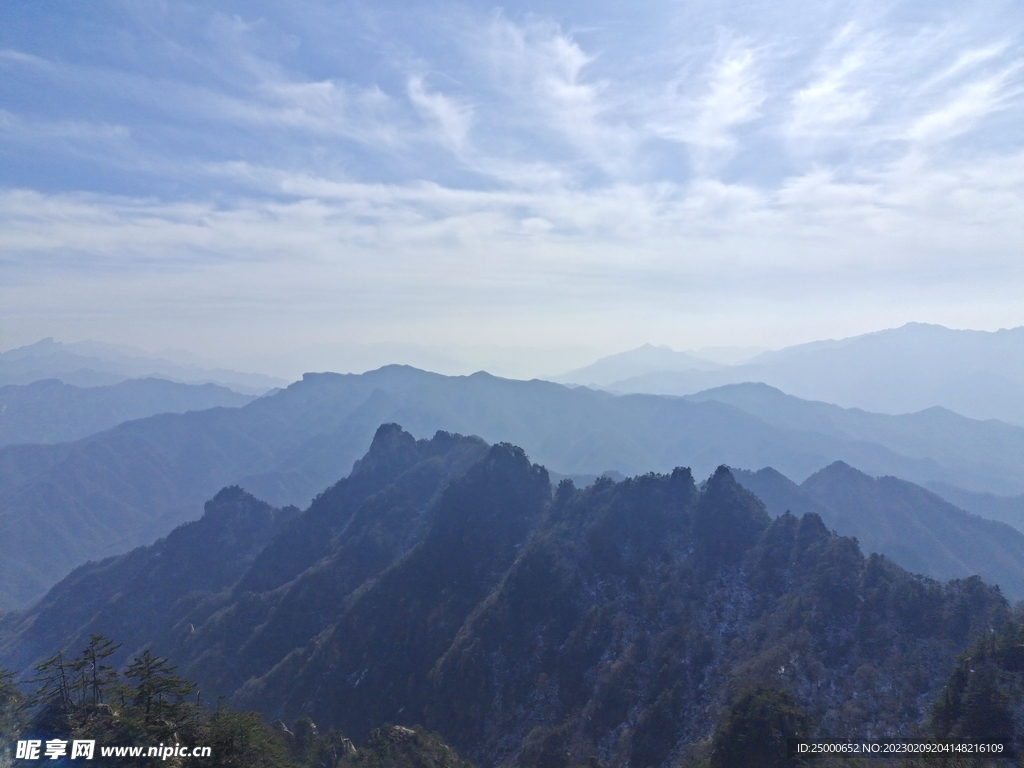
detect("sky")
(1, 0), (1022, 379)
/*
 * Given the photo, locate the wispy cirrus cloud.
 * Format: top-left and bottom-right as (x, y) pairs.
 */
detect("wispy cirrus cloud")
(1, 0), (1023, 367)
(647, 41), (767, 177)
(908, 64), (1022, 144)
(407, 75), (474, 153)
(787, 29), (875, 143)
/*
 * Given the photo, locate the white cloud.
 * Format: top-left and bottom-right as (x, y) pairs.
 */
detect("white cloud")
(781, 21), (887, 150)
(691, 47), (765, 149)
(480, 15), (634, 172)
(908, 66), (1022, 144)
(0, 47), (53, 73)
(788, 53), (872, 140)
(487, 16), (598, 119)
(647, 42), (767, 176)
(0, 110), (131, 144)
(2, 1), (1024, 362)
(407, 76), (474, 152)
(923, 41), (1010, 90)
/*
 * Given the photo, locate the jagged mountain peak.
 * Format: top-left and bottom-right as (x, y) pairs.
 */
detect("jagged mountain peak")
(196, 486), (293, 551)
(350, 422), (420, 473)
(693, 465), (772, 561)
(483, 440), (539, 473)
(699, 465), (768, 513)
(2, 425), (1016, 768)
(205, 484), (269, 512)
(425, 440), (550, 548)
(795, 510), (832, 547)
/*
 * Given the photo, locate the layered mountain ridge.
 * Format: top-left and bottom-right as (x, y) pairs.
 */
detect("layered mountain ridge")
(735, 462), (1024, 597)
(0, 425), (1012, 767)
(6, 364), (1024, 610)
(5, 365), (1024, 609)
(574, 323), (1024, 425)
(0, 377), (254, 447)
(0, 338), (285, 394)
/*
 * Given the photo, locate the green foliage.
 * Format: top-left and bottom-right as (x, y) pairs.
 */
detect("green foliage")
(31, 650), (73, 716)
(517, 723), (574, 768)
(930, 618), (1024, 748)
(0, 665), (26, 766)
(26, 638), (205, 765)
(124, 649), (194, 725)
(709, 685), (809, 768)
(18, 635), (473, 768)
(692, 466), (771, 564)
(205, 708), (295, 768)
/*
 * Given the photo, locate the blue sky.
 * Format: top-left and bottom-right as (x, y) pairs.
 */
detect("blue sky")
(1, 0), (1022, 377)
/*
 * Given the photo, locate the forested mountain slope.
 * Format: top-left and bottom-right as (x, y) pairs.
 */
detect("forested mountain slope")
(4, 365), (1024, 609)
(0, 426), (1010, 768)
(735, 464), (1024, 598)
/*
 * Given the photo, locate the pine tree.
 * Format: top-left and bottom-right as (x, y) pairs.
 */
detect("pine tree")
(82, 634), (120, 707)
(124, 650), (194, 725)
(32, 651), (72, 715)
(0, 666), (26, 743)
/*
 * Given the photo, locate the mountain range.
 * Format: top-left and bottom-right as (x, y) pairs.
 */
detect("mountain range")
(0, 338), (287, 394)
(683, 382), (1024, 499)
(0, 378), (254, 447)
(925, 483), (1024, 533)
(734, 462), (1024, 598)
(563, 324), (1024, 426)
(0, 426), (1011, 767)
(4, 365), (1024, 609)
(553, 344), (727, 385)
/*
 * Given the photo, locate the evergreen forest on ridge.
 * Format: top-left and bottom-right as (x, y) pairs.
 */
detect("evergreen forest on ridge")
(3, 424), (1023, 767)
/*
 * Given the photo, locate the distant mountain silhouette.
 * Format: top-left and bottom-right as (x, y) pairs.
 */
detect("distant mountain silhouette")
(734, 462), (1024, 597)
(595, 324), (1024, 425)
(4, 365), (1024, 608)
(0, 337), (286, 394)
(688, 382), (1024, 496)
(731, 466), (828, 520)
(556, 343), (723, 386)
(927, 482), (1024, 532)
(0, 378), (253, 447)
(0, 426), (1009, 768)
